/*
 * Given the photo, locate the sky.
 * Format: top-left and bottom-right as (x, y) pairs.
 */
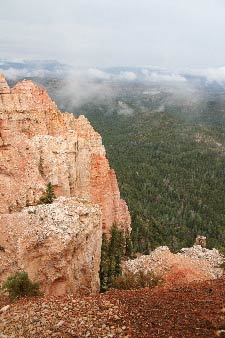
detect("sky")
(1, 0), (225, 70)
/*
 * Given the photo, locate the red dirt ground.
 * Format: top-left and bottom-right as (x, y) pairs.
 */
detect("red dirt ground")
(0, 278), (224, 337)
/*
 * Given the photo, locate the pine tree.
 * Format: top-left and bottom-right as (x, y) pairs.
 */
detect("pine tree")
(99, 234), (109, 292)
(38, 182), (56, 204)
(45, 182), (56, 203)
(125, 231), (133, 257)
(99, 224), (126, 291)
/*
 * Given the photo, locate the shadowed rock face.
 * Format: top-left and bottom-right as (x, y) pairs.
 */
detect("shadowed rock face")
(0, 197), (102, 296)
(0, 73), (131, 233)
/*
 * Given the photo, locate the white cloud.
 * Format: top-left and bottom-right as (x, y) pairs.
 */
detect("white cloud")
(117, 101), (134, 115)
(87, 68), (111, 80)
(116, 71), (137, 81)
(189, 67), (225, 83)
(142, 69), (186, 83)
(0, 66), (66, 80)
(56, 69), (114, 109)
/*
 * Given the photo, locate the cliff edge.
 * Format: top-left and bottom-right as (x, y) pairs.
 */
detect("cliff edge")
(0, 73), (131, 233)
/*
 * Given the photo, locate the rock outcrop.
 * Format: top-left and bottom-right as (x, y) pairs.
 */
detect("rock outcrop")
(123, 246), (224, 286)
(0, 73), (131, 295)
(0, 74), (131, 233)
(0, 197), (102, 296)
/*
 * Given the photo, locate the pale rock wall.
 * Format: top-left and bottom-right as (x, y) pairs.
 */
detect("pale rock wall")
(0, 197), (102, 295)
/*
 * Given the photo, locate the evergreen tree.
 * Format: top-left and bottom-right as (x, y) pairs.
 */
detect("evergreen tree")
(125, 231), (133, 257)
(99, 224), (128, 291)
(99, 233), (109, 292)
(38, 182), (56, 204)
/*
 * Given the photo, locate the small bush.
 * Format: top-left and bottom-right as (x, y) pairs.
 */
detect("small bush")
(2, 271), (42, 301)
(111, 270), (163, 290)
(0, 246), (5, 252)
(38, 182), (56, 205)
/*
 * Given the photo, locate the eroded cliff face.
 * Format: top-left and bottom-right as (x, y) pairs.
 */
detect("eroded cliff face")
(0, 73), (131, 232)
(0, 197), (102, 296)
(0, 73), (131, 295)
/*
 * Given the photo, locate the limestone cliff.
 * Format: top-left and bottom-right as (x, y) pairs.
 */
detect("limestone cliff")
(0, 73), (131, 233)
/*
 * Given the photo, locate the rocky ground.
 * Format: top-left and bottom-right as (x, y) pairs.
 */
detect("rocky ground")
(0, 278), (225, 338)
(123, 246), (224, 286)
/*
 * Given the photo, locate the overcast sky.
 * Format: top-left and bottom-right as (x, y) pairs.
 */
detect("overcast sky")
(1, 0), (225, 69)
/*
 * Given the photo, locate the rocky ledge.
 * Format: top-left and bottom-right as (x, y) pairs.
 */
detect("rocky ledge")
(0, 197), (102, 296)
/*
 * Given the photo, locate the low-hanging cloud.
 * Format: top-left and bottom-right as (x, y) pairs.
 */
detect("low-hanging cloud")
(56, 69), (114, 110)
(142, 69), (186, 83)
(189, 67), (225, 84)
(116, 71), (137, 81)
(0, 67), (64, 80)
(55, 68), (139, 110)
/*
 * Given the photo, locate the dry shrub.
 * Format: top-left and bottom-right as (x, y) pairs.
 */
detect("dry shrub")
(111, 270), (163, 290)
(2, 271), (42, 301)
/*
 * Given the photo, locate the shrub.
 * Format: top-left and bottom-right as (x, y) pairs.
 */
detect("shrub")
(2, 271), (42, 301)
(111, 270), (163, 290)
(38, 182), (56, 204)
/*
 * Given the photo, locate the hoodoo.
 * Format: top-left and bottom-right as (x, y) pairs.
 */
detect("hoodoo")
(0, 74), (131, 295)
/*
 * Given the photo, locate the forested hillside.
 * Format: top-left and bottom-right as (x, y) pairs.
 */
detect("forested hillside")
(84, 108), (225, 252)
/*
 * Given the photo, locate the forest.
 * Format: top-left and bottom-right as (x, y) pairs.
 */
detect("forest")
(78, 99), (225, 253)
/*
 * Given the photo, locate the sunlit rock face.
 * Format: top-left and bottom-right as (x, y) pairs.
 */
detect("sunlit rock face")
(0, 73), (131, 233)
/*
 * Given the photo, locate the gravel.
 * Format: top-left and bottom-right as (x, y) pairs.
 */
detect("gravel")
(0, 278), (225, 337)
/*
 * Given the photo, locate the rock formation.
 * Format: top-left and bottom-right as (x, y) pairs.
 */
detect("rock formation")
(123, 246), (224, 286)
(0, 73), (131, 233)
(0, 73), (131, 295)
(195, 235), (206, 248)
(0, 197), (102, 296)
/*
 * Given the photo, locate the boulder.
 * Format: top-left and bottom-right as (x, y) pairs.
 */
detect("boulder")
(0, 197), (102, 295)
